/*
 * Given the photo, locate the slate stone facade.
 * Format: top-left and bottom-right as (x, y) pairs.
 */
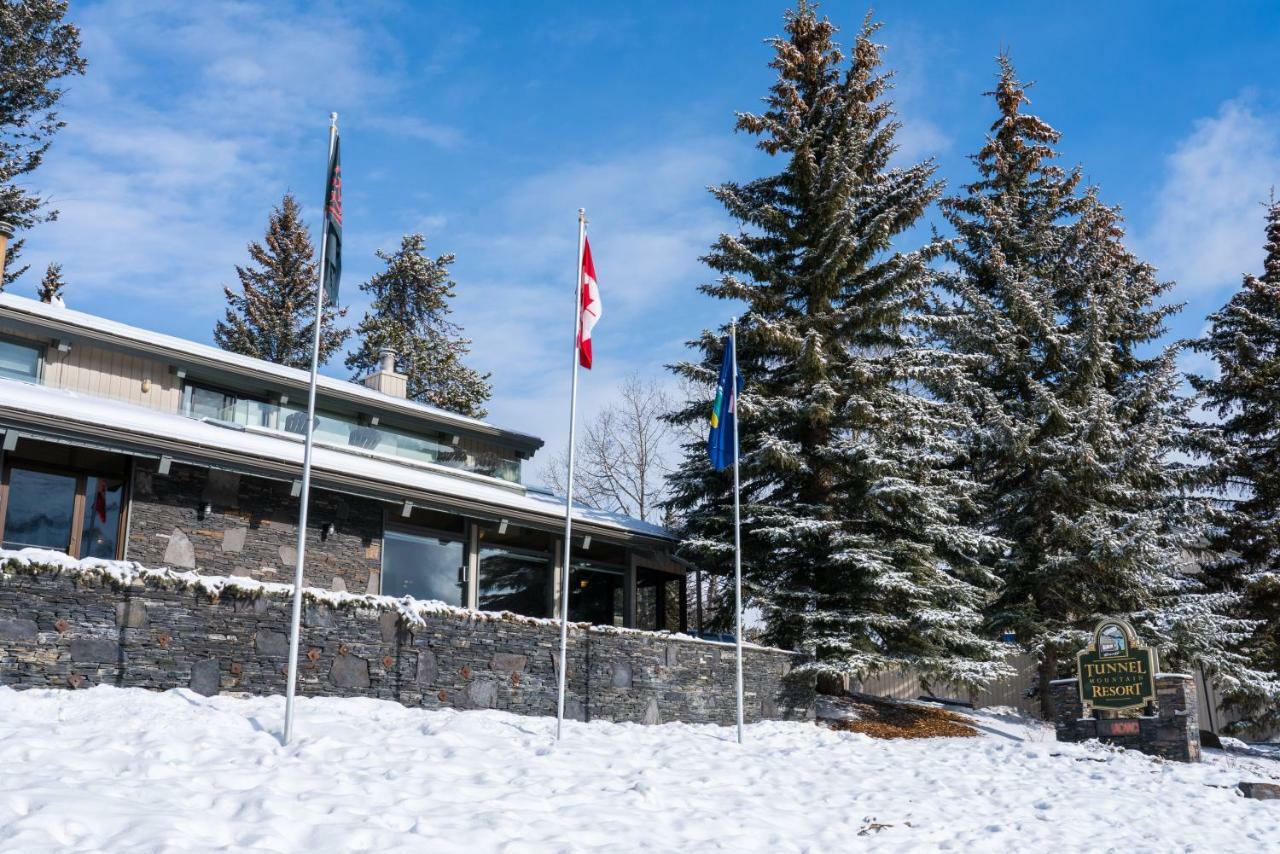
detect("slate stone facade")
(1051, 675), (1201, 762)
(0, 563), (814, 727)
(126, 460), (384, 593)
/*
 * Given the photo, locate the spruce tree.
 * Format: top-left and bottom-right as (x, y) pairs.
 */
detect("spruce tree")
(667, 5), (1008, 687)
(939, 58), (1232, 717)
(214, 193), (348, 368)
(0, 0), (86, 290)
(36, 260), (63, 303)
(346, 233), (491, 417)
(1186, 196), (1280, 734)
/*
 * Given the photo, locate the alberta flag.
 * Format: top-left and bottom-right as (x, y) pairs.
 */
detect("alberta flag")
(707, 334), (743, 471)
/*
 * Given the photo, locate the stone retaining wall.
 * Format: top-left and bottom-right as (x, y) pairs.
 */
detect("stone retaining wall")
(0, 560), (813, 726)
(1051, 675), (1201, 762)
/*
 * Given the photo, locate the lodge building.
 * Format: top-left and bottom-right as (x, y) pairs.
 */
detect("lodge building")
(0, 293), (687, 632)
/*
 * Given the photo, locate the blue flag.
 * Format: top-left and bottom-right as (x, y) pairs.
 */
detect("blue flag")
(707, 334), (743, 471)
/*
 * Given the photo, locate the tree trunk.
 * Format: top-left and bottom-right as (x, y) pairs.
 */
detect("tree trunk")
(1038, 646), (1059, 721)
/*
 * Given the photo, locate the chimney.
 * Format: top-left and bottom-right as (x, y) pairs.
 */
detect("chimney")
(362, 347), (408, 398)
(0, 221), (12, 282)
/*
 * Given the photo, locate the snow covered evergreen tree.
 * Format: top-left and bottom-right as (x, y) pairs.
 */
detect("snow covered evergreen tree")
(938, 57), (1235, 717)
(346, 233), (491, 417)
(667, 4), (1009, 687)
(1186, 196), (1280, 734)
(0, 0), (85, 290)
(36, 260), (63, 303)
(214, 193), (348, 368)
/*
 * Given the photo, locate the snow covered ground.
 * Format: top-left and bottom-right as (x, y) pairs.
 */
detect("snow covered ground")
(0, 686), (1276, 852)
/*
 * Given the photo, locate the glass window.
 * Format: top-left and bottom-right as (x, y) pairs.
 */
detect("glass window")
(182, 381), (524, 482)
(381, 527), (466, 606)
(184, 383), (272, 428)
(637, 568), (685, 633)
(81, 476), (124, 559)
(2, 466), (78, 551)
(569, 561), (625, 626)
(479, 546), (551, 617)
(0, 338), (41, 383)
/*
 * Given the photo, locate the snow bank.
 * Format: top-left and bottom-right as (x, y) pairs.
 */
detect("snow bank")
(0, 685), (1275, 852)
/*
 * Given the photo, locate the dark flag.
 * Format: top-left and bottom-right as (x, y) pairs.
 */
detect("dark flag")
(322, 134), (342, 306)
(707, 333), (743, 471)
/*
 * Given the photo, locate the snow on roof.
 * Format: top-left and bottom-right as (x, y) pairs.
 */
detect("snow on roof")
(0, 293), (540, 450)
(0, 378), (672, 542)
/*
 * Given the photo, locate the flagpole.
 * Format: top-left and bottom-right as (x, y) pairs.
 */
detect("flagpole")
(283, 111), (338, 745)
(731, 317), (744, 744)
(555, 208), (587, 740)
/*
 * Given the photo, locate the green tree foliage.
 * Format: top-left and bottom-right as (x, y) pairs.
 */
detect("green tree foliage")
(667, 4), (1009, 688)
(346, 233), (491, 418)
(938, 57), (1240, 717)
(1186, 196), (1280, 734)
(0, 0), (86, 290)
(36, 260), (62, 302)
(214, 193), (348, 368)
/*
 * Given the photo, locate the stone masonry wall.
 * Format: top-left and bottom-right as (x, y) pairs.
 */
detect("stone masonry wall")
(127, 460), (384, 594)
(0, 562), (814, 727)
(1051, 676), (1201, 763)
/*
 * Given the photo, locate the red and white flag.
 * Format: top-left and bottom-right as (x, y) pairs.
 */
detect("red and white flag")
(577, 237), (601, 369)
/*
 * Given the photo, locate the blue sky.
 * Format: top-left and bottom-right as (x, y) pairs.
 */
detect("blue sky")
(18, 0), (1280, 464)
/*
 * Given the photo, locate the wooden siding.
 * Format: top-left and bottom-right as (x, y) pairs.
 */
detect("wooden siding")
(42, 339), (182, 412)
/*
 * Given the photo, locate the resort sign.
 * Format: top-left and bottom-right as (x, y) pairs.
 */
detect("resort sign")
(1076, 618), (1157, 712)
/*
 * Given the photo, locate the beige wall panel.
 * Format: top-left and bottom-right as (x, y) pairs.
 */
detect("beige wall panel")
(43, 341), (180, 413)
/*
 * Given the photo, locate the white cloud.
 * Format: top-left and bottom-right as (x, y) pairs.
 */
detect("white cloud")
(18, 0), (455, 321)
(448, 141), (738, 458)
(1143, 96), (1280, 298)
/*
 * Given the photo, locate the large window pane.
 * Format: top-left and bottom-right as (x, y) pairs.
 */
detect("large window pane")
(2, 467), (77, 551)
(80, 477), (124, 559)
(381, 528), (466, 606)
(478, 547), (551, 617)
(637, 569), (684, 633)
(569, 563), (625, 626)
(0, 339), (40, 382)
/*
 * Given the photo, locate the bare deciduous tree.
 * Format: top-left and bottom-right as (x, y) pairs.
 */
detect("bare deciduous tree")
(537, 375), (673, 523)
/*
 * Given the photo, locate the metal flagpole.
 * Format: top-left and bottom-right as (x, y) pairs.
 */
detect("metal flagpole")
(731, 317), (744, 745)
(283, 111), (338, 745)
(555, 208), (587, 740)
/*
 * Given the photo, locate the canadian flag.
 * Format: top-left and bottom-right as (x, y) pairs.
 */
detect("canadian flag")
(577, 237), (601, 369)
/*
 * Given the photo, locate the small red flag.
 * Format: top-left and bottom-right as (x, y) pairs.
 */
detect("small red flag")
(577, 237), (601, 369)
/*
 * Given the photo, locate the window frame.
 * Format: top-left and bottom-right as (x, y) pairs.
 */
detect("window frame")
(181, 379), (274, 428)
(476, 540), (555, 617)
(0, 458), (130, 559)
(0, 334), (45, 384)
(380, 519), (471, 605)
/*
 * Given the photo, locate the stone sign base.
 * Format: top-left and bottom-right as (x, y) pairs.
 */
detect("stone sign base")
(1050, 674), (1201, 763)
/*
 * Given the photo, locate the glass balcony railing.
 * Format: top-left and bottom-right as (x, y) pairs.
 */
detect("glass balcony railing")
(181, 382), (522, 483)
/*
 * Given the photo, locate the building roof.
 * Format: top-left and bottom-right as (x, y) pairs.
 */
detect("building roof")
(0, 293), (542, 456)
(0, 377), (673, 543)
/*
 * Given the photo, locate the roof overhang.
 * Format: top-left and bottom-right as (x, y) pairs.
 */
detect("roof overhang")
(0, 382), (674, 548)
(0, 294), (544, 458)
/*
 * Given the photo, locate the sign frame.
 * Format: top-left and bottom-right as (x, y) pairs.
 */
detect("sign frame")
(1076, 618), (1158, 713)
